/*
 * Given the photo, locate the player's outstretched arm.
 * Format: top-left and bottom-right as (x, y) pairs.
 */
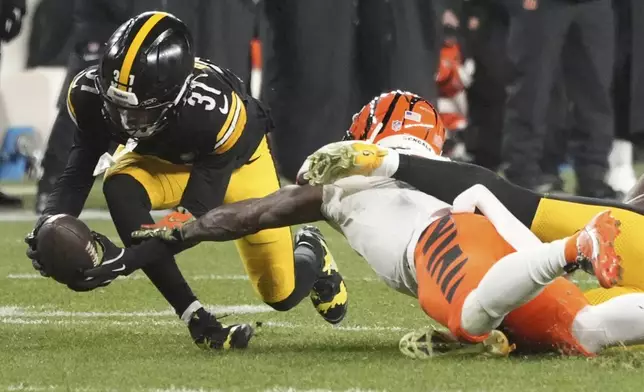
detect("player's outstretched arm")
(133, 185), (325, 243)
(394, 154), (543, 227)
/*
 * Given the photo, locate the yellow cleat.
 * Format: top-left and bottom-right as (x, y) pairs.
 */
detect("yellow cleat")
(305, 141), (389, 185)
(295, 225), (348, 324)
(399, 327), (514, 360)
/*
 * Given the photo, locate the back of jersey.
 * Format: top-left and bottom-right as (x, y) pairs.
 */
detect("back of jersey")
(321, 176), (451, 296)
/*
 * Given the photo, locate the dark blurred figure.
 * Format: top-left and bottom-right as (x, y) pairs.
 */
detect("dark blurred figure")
(34, 0), (129, 213)
(460, 0), (509, 171)
(27, 0), (75, 67)
(35, 0), (261, 213)
(502, 0), (616, 198)
(0, 0), (26, 208)
(263, 0), (443, 180)
(606, 0), (644, 195)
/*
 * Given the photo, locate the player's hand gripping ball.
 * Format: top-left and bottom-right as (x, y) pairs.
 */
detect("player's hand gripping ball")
(33, 215), (102, 284)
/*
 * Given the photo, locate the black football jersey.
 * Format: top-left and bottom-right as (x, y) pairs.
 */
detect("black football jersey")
(67, 58), (262, 165)
(45, 58), (268, 217)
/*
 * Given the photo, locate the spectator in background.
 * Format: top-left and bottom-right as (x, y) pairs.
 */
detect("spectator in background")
(27, 0), (75, 68)
(263, 0), (443, 180)
(34, 0), (130, 213)
(35, 0), (261, 213)
(0, 0), (25, 208)
(606, 0), (644, 196)
(502, 0), (616, 198)
(460, 0), (509, 171)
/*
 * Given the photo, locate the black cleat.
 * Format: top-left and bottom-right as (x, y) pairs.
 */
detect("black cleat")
(295, 225), (348, 324)
(187, 308), (254, 350)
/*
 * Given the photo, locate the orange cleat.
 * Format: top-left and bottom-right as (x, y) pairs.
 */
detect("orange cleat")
(574, 210), (622, 289)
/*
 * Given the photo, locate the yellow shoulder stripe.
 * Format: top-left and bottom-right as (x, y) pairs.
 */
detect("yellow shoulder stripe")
(214, 92), (247, 154)
(67, 71), (87, 126)
(118, 13), (167, 91)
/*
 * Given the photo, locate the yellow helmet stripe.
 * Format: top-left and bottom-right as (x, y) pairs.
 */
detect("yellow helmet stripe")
(118, 12), (168, 91)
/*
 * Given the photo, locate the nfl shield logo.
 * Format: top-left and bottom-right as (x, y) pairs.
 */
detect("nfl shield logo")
(392, 120), (402, 132)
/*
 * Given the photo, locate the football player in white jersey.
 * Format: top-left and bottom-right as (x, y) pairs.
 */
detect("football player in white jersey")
(308, 90), (644, 309)
(131, 92), (644, 358)
(131, 151), (644, 358)
(132, 91), (644, 358)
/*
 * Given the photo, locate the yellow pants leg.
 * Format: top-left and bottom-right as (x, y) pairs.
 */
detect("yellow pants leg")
(224, 137), (295, 304)
(532, 197), (644, 290)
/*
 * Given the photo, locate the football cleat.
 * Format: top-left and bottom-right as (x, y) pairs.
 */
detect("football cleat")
(305, 142), (389, 185)
(574, 210), (622, 289)
(188, 308), (254, 350)
(295, 225), (348, 324)
(399, 327), (514, 360)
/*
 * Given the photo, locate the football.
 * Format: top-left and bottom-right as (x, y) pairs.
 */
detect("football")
(36, 214), (101, 284)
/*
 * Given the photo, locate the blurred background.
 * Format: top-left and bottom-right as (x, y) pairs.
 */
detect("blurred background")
(0, 0), (641, 211)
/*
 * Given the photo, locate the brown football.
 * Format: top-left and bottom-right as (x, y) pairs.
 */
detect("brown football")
(36, 215), (101, 284)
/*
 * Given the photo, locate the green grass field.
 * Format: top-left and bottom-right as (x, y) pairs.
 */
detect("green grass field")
(2, 181), (644, 391)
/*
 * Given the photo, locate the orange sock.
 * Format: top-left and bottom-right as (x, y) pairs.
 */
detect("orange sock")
(564, 232), (581, 263)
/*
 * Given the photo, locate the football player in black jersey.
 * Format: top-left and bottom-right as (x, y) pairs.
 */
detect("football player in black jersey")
(24, 11), (348, 350)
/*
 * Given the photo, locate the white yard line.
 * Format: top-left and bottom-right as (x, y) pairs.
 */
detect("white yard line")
(6, 385), (384, 392)
(0, 304), (274, 318)
(0, 209), (169, 222)
(0, 306), (411, 334)
(5, 273), (380, 282)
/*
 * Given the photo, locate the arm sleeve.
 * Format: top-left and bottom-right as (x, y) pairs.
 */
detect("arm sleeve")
(43, 129), (108, 216)
(179, 154), (234, 217)
(452, 184), (542, 250)
(394, 154), (542, 227)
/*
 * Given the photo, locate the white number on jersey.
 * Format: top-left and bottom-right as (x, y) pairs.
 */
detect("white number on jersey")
(186, 80), (229, 114)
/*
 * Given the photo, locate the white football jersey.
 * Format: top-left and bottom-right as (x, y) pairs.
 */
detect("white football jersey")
(321, 176), (451, 296)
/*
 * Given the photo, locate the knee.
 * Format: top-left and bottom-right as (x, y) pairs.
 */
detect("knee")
(103, 174), (149, 206)
(571, 306), (603, 354)
(459, 291), (503, 337)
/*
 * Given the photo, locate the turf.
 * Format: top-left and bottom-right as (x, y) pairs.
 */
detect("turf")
(2, 217), (644, 392)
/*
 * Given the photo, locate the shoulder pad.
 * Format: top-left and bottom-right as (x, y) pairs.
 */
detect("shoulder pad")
(67, 66), (102, 129)
(194, 58), (246, 97)
(180, 70), (248, 155)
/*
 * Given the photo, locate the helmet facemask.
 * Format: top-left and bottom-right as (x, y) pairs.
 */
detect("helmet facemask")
(97, 74), (191, 139)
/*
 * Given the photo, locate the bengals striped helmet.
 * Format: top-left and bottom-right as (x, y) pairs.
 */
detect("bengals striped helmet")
(344, 91), (446, 156)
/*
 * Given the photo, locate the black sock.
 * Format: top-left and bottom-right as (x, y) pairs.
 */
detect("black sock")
(103, 174), (198, 318)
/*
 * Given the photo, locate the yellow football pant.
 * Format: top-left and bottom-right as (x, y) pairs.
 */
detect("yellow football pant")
(531, 197), (644, 304)
(105, 137), (295, 303)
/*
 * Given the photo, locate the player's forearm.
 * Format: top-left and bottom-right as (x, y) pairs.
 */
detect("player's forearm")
(395, 154), (542, 226)
(454, 185), (541, 250)
(180, 185), (324, 242)
(42, 154), (96, 216)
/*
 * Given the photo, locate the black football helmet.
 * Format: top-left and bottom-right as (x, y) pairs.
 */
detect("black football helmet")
(96, 11), (194, 139)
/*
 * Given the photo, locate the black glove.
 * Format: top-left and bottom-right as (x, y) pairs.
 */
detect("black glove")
(66, 232), (130, 292)
(25, 214), (52, 277)
(0, 0), (25, 42)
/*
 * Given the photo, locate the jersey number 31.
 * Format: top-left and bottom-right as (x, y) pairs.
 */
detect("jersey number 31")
(187, 81), (229, 114)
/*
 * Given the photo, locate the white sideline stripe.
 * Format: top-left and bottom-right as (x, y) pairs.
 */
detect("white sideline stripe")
(263, 321), (406, 333)
(0, 209), (169, 222)
(150, 388), (221, 392)
(6, 385), (383, 392)
(0, 304), (274, 318)
(265, 389), (383, 392)
(0, 308), (410, 333)
(0, 318), (410, 334)
(0, 317), (180, 328)
(5, 273), (380, 282)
